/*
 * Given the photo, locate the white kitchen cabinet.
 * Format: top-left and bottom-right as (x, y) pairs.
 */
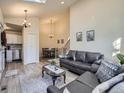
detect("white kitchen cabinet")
(0, 50), (5, 71)
(6, 34), (22, 44)
(13, 49), (20, 60)
(6, 50), (12, 63)
(6, 34), (12, 44)
(12, 35), (17, 44)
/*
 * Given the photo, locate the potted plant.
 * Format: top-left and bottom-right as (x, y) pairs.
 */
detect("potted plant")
(117, 53), (124, 65)
(51, 60), (56, 65)
(50, 60), (58, 71)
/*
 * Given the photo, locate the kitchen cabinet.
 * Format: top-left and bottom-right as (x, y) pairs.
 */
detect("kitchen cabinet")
(6, 50), (12, 63)
(0, 50), (5, 71)
(13, 49), (20, 60)
(6, 34), (22, 44)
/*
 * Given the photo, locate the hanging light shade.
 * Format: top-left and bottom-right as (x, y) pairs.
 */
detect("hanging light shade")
(22, 10), (31, 28)
(49, 18), (54, 39)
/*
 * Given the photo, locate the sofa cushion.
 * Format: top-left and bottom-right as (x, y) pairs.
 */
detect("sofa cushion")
(66, 50), (76, 60)
(77, 72), (99, 88)
(60, 58), (70, 63)
(60, 81), (93, 93)
(60, 59), (75, 66)
(75, 51), (86, 62)
(96, 60), (120, 83)
(108, 81), (124, 93)
(73, 62), (91, 71)
(86, 52), (101, 64)
(60, 59), (91, 71)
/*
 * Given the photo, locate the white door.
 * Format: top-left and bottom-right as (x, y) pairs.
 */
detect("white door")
(23, 32), (38, 64)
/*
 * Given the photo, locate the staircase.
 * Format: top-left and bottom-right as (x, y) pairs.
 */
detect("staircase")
(58, 37), (70, 56)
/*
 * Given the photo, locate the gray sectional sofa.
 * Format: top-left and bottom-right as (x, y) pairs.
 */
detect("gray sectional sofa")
(60, 50), (104, 74)
(47, 71), (124, 93)
(47, 71), (99, 93)
(47, 50), (124, 93)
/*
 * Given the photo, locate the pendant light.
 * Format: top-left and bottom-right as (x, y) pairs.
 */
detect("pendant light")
(22, 10), (31, 28)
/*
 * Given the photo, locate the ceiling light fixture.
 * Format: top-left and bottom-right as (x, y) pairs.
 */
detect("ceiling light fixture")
(49, 18), (55, 39)
(61, 1), (65, 5)
(24, 0), (47, 3)
(22, 10), (31, 28)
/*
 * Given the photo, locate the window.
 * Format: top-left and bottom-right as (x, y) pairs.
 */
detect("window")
(112, 38), (122, 57)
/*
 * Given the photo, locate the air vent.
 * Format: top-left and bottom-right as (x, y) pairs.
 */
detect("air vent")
(24, 0), (47, 3)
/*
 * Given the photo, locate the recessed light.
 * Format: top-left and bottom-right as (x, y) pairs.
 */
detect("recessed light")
(61, 1), (65, 5)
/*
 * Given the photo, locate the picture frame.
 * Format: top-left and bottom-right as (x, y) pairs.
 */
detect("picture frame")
(86, 30), (95, 41)
(76, 32), (82, 42)
(57, 40), (60, 44)
(61, 39), (64, 44)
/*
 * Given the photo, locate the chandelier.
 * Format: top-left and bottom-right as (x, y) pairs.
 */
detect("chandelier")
(22, 10), (31, 28)
(49, 18), (55, 39)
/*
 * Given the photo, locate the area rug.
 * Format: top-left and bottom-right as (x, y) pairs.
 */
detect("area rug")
(19, 73), (65, 93)
(5, 69), (18, 77)
(18, 63), (77, 93)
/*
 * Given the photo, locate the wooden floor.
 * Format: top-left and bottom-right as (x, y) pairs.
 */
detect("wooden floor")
(0, 61), (78, 93)
(0, 62), (43, 93)
(0, 62), (23, 93)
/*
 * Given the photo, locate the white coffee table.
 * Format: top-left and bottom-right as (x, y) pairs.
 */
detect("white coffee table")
(42, 64), (66, 86)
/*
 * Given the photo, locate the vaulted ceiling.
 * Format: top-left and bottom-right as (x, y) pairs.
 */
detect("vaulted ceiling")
(0, 0), (78, 18)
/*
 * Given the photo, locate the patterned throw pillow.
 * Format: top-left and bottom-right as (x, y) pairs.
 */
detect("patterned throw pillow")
(96, 60), (120, 83)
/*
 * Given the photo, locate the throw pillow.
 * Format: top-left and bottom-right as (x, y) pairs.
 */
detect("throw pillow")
(92, 73), (124, 93)
(96, 60), (120, 83)
(63, 88), (70, 93)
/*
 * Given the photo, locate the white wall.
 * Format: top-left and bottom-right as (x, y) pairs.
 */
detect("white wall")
(40, 11), (70, 49)
(70, 0), (124, 59)
(5, 17), (40, 64)
(0, 8), (4, 24)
